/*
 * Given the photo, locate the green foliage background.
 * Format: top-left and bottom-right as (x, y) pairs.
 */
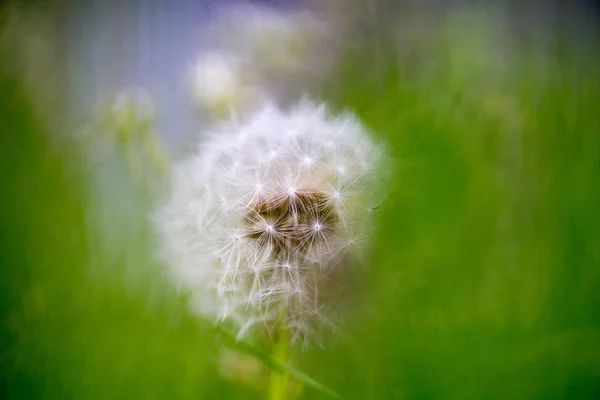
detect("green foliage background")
(1, 3), (599, 399)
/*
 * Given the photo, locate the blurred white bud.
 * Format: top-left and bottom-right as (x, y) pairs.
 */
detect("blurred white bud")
(111, 87), (156, 126)
(190, 52), (269, 117)
(81, 87), (166, 180)
(155, 100), (387, 345)
(191, 52), (240, 112)
(190, 2), (342, 118)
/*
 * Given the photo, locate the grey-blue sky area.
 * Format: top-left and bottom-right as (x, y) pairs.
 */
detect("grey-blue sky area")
(67, 0), (210, 150)
(65, 0), (303, 151)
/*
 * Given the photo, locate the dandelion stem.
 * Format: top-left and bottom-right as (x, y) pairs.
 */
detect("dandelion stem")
(268, 325), (290, 400)
(214, 324), (343, 400)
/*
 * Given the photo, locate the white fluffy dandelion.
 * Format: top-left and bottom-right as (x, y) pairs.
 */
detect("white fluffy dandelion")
(156, 100), (386, 344)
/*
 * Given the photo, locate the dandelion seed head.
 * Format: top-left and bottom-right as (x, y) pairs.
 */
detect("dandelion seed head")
(156, 101), (387, 344)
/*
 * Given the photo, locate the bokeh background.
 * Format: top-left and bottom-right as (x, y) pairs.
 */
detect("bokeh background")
(1, 0), (599, 398)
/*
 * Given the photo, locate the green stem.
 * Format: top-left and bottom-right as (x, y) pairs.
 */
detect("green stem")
(268, 326), (289, 400)
(214, 324), (344, 400)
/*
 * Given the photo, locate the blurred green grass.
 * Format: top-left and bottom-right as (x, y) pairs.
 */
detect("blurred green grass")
(2, 5), (600, 399)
